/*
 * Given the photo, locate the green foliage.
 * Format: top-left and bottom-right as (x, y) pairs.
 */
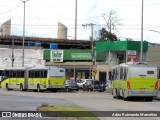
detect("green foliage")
(36, 105), (99, 120)
(98, 28), (118, 41)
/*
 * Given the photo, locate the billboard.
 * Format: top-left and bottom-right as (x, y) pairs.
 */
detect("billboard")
(127, 50), (137, 62)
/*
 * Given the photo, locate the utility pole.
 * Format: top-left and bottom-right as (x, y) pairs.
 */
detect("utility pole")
(21, 0), (29, 67)
(11, 38), (15, 67)
(75, 0), (77, 40)
(140, 0), (144, 63)
(82, 23), (96, 79)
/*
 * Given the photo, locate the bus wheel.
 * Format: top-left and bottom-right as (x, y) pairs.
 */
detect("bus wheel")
(51, 89), (57, 92)
(116, 89), (120, 99)
(66, 88), (69, 92)
(6, 83), (9, 91)
(123, 92), (127, 101)
(112, 89), (116, 98)
(149, 97), (153, 102)
(37, 84), (41, 92)
(123, 95), (127, 101)
(145, 97), (153, 102)
(20, 84), (24, 91)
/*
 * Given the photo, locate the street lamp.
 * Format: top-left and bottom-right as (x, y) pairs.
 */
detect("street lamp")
(75, 0), (77, 40)
(21, 0), (29, 67)
(140, 0), (144, 63)
(149, 30), (160, 34)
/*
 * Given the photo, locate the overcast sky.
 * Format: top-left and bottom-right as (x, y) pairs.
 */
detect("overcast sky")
(0, 0), (160, 43)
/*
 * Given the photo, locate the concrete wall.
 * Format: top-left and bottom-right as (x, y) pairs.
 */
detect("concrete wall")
(1, 20), (11, 36)
(57, 22), (67, 39)
(147, 45), (160, 66)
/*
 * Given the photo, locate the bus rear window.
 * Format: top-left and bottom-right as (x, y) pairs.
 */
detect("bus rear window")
(147, 71), (154, 74)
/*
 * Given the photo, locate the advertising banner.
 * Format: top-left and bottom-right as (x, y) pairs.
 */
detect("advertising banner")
(50, 50), (63, 62)
(127, 50), (137, 62)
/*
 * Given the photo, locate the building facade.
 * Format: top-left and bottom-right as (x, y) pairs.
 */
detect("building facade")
(147, 45), (160, 66)
(44, 41), (148, 83)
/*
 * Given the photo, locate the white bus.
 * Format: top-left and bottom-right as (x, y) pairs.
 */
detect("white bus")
(111, 62), (159, 101)
(0, 66), (65, 92)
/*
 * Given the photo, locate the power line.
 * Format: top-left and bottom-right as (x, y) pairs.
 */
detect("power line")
(0, 3), (22, 16)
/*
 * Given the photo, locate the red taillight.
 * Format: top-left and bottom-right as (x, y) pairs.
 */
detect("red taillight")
(155, 81), (159, 90)
(127, 81), (130, 89)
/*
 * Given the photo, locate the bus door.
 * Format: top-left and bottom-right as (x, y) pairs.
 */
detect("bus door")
(10, 70), (16, 86)
(29, 70), (34, 87)
(17, 70), (25, 86)
(13, 70), (19, 85)
(39, 70), (45, 85)
(0, 70), (3, 83)
(16, 70), (24, 86)
(24, 69), (28, 89)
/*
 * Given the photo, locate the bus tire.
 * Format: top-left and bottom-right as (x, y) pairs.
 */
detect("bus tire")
(149, 97), (153, 101)
(51, 89), (57, 92)
(123, 91), (127, 101)
(37, 84), (41, 92)
(6, 83), (9, 91)
(20, 84), (23, 91)
(112, 89), (116, 98)
(145, 97), (153, 102)
(116, 89), (120, 99)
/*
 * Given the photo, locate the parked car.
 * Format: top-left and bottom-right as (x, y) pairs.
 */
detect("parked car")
(99, 83), (107, 92)
(83, 80), (101, 92)
(64, 80), (79, 91)
(77, 79), (93, 89)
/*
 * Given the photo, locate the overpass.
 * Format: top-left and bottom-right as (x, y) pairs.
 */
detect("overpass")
(0, 35), (91, 49)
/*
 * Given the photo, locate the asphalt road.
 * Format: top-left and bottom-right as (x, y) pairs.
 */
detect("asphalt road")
(0, 89), (160, 120)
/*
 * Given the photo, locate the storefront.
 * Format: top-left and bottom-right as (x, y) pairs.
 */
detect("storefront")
(44, 41), (149, 81)
(44, 49), (95, 80)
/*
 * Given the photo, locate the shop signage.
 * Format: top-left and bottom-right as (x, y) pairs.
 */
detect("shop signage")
(71, 53), (92, 60)
(127, 50), (137, 62)
(50, 50), (63, 62)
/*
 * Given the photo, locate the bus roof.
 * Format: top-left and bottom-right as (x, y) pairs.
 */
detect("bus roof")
(111, 62), (157, 69)
(2, 67), (27, 70)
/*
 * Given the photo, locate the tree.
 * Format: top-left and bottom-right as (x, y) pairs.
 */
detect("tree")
(98, 9), (121, 41)
(98, 28), (117, 41)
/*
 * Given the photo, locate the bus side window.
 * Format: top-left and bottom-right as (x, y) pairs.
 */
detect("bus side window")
(29, 71), (34, 78)
(124, 68), (127, 80)
(112, 69), (115, 80)
(40, 71), (43, 78)
(17, 71), (20, 78)
(120, 67), (123, 80)
(3, 71), (8, 79)
(109, 71), (112, 80)
(29, 71), (31, 78)
(44, 70), (47, 78)
(5, 71), (9, 77)
(9, 71), (13, 78)
(158, 69), (160, 79)
(38, 70), (41, 78)
(115, 68), (119, 80)
(21, 71), (24, 78)
(0, 70), (3, 76)
(12, 71), (16, 78)
(34, 71), (38, 78)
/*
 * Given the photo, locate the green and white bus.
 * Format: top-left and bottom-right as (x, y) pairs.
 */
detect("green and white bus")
(0, 66), (65, 92)
(110, 62), (159, 101)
